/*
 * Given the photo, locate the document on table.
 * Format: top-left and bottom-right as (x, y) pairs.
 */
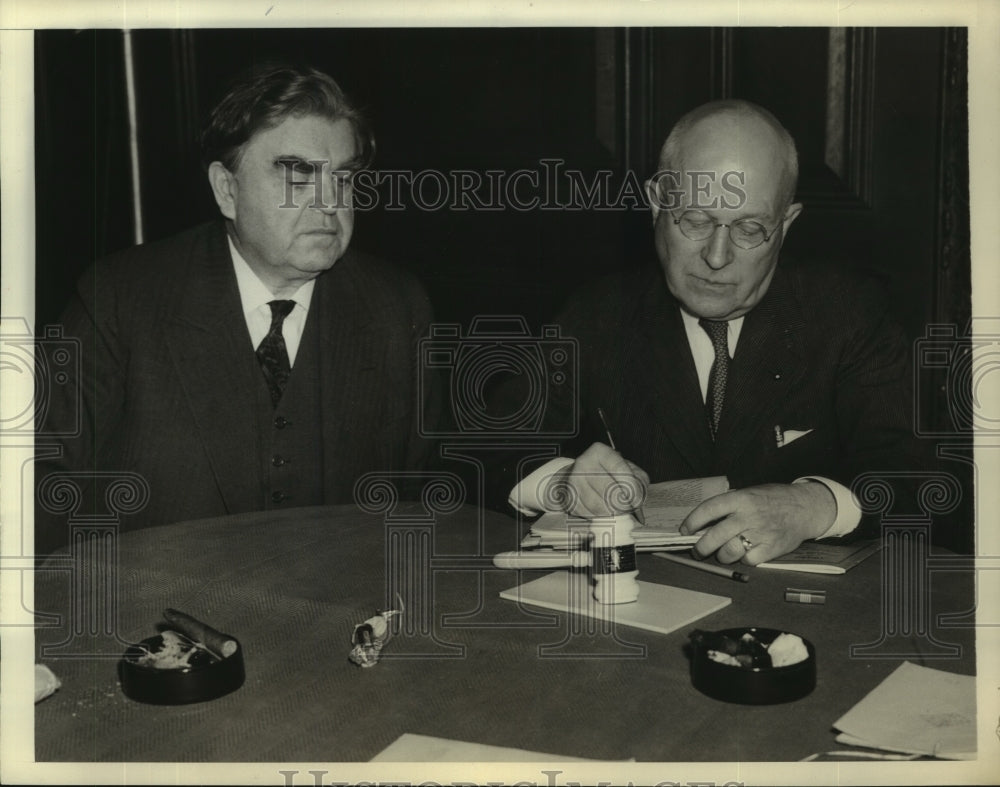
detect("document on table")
(757, 539), (881, 574)
(521, 476), (728, 550)
(500, 570), (731, 636)
(832, 662), (976, 759)
(371, 732), (629, 762)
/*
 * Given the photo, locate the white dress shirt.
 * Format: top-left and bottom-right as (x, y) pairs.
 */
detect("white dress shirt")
(510, 308), (862, 539)
(229, 237), (315, 366)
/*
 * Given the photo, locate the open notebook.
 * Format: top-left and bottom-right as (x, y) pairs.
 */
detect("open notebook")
(521, 476), (728, 550)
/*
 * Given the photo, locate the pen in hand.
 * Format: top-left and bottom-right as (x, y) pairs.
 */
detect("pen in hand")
(596, 408), (645, 525)
(597, 407), (618, 451)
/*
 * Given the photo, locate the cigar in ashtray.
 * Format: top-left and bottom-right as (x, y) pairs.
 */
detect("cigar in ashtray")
(162, 608), (238, 660)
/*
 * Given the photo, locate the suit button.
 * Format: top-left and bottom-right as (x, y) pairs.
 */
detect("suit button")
(272, 491), (287, 504)
(274, 416), (291, 429)
(272, 455), (286, 467)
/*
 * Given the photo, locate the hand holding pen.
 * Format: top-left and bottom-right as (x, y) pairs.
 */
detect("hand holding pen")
(545, 410), (648, 522)
(597, 407), (647, 525)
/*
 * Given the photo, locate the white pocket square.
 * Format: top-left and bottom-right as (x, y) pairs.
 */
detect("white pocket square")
(778, 428), (813, 447)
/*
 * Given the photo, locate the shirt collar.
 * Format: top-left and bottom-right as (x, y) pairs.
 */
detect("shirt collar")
(228, 236), (316, 316)
(679, 308), (745, 345)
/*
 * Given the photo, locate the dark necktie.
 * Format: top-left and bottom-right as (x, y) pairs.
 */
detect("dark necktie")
(699, 318), (730, 439)
(256, 300), (296, 407)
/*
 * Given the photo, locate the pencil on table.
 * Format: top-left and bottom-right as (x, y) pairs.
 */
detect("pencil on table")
(653, 551), (749, 582)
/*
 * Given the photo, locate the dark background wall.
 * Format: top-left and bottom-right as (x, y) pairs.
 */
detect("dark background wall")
(34, 27), (970, 336)
(33, 27), (973, 547)
(34, 28), (631, 330)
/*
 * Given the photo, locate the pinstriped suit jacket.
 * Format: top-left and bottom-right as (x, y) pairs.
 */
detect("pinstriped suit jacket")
(36, 221), (435, 552)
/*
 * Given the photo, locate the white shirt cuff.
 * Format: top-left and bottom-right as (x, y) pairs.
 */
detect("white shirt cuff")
(508, 457), (575, 515)
(793, 476), (862, 538)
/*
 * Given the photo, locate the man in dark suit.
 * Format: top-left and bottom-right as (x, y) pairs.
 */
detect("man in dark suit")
(35, 65), (434, 553)
(507, 99), (928, 564)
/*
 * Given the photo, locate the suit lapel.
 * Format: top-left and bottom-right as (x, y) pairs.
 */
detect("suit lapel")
(164, 223), (264, 512)
(314, 251), (382, 494)
(635, 273), (714, 473)
(713, 268), (806, 471)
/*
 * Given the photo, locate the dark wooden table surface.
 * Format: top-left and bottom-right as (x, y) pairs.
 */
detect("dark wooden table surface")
(34, 502), (976, 763)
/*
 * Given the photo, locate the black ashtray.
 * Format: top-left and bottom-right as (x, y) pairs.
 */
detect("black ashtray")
(119, 632), (245, 705)
(688, 626), (816, 705)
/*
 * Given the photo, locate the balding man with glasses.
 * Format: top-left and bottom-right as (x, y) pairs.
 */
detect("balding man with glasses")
(507, 100), (929, 565)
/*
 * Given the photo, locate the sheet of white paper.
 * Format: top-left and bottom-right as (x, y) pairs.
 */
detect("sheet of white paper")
(832, 661), (976, 759)
(34, 664), (61, 703)
(371, 732), (610, 762)
(500, 570), (731, 635)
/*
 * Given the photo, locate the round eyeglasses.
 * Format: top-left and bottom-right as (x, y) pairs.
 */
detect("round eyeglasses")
(671, 209), (782, 251)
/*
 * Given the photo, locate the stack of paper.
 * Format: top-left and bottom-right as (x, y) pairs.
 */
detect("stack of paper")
(832, 662), (976, 759)
(520, 476), (728, 550)
(521, 511), (698, 549)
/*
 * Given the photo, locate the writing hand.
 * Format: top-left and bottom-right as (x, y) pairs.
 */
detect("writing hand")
(546, 442), (649, 519)
(679, 481), (836, 565)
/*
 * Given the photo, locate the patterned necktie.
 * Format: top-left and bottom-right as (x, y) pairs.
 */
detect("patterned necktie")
(699, 318), (730, 439)
(256, 300), (296, 407)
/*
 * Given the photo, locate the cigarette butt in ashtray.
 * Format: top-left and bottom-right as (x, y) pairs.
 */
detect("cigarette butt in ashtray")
(162, 608), (238, 659)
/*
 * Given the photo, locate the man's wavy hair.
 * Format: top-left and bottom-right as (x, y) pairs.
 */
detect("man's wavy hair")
(200, 63), (375, 172)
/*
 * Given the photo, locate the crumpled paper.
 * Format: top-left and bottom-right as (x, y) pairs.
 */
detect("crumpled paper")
(349, 597), (405, 668)
(34, 664), (61, 703)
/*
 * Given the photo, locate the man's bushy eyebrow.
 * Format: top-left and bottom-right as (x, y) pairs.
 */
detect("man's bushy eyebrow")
(273, 154), (364, 171)
(273, 155), (313, 172)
